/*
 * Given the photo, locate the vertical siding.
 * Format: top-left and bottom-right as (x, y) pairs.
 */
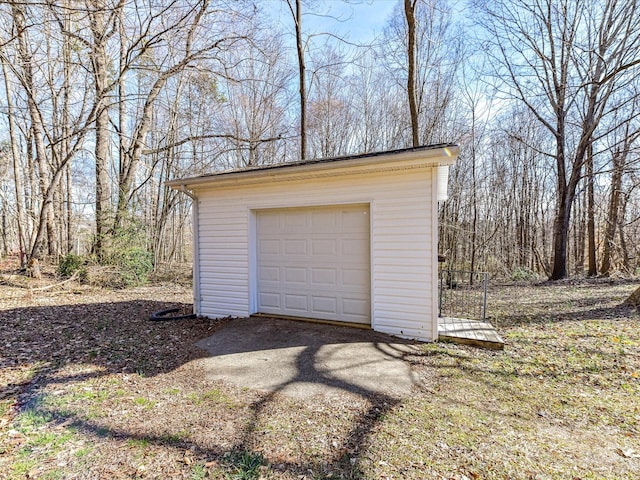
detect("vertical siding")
(194, 166), (437, 341)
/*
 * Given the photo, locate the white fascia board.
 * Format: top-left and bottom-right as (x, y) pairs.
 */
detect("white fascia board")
(167, 146), (459, 193)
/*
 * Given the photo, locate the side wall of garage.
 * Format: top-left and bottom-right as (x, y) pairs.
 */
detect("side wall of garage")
(193, 165), (439, 341)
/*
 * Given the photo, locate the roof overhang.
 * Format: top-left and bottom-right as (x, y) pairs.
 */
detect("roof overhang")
(167, 144), (458, 192)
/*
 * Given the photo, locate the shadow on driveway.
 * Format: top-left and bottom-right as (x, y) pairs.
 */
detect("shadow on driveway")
(0, 292), (422, 478)
(196, 317), (420, 399)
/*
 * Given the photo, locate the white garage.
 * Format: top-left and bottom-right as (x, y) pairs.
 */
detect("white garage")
(168, 144), (458, 342)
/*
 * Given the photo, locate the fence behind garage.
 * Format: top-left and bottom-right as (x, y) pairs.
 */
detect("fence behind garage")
(438, 269), (488, 322)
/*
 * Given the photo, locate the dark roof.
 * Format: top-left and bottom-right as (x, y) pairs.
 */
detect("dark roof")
(168, 143), (457, 185)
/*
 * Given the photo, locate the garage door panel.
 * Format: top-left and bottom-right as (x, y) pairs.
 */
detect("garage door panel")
(284, 267), (307, 284)
(284, 211), (307, 228)
(312, 296), (338, 314)
(342, 238), (366, 255)
(259, 239), (280, 255)
(342, 268), (369, 287)
(343, 298), (369, 316)
(311, 210), (337, 229)
(259, 266), (280, 282)
(341, 209), (369, 231)
(259, 292), (280, 309)
(284, 239), (307, 255)
(311, 267), (337, 285)
(311, 238), (337, 255)
(257, 212), (281, 231)
(284, 294), (308, 311)
(257, 204), (370, 324)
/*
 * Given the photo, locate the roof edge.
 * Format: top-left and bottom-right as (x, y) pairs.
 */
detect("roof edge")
(167, 144), (458, 189)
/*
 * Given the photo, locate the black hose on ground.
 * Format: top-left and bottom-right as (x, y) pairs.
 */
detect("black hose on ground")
(149, 307), (197, 321)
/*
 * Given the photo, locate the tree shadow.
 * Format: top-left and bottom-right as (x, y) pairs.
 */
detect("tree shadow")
(494, 302), (637, 327)
(232, 338), (402, 478)
(487, 279), (639, 327)
(0, 298), (226, 404)
(1, 299), (223, 365)
(1, 299), (413, 478)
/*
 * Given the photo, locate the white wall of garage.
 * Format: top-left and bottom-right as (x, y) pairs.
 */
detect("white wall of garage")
(189, 161), (445, 341)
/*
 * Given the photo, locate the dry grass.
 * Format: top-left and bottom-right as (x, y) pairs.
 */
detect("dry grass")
(0, 274), (638, 479)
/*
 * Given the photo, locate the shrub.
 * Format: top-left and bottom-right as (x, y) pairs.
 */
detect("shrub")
(91, 248), (153, 288)
(90, 219), (155, 288)
(84, 249), (153, 289)
(510, 266), (538, 282)
(58, 254), (86, 278)
(116, 248), (154, 287)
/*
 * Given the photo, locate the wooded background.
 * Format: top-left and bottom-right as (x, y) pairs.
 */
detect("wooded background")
(0, 0), (639, 281)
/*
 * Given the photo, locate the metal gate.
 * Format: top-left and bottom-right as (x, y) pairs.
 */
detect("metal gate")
(438, 269), (488, 322)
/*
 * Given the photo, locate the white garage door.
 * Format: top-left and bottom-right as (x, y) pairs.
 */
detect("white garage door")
(256, 204), (371, 324)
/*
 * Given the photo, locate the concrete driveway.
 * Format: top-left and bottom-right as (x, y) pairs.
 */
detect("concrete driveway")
(195, 317), (421, 399)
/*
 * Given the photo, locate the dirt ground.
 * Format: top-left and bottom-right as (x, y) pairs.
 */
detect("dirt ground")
(0, 271), (639, 479)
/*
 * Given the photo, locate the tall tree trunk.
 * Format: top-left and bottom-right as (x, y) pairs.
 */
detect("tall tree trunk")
(43, 11), (60, 259)
(550, 133), (570, 280)
(90, 0), (111, 259)
(1, 207), (7, 256)
(600, 149), (624, 276)
(11, 1), (52, 262)
(66, 165), (73, 253)
(47, 196), (58, 258)
(551, 168), (587, 280)
(62, 2), (73, 254)
(1, 52), (27, 267)
(116, 5), (127, 230)
(292, 0), (307, 159)
(572, 190), (584, 275)
(26, 131), (36, 248)
(618, 193), (630, 272)
(404, 0), (419, 147)
(469, 103), (478, 283)
(586, 143), (597, 276)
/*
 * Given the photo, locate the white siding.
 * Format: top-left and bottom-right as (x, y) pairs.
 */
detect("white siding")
(194, 166), (438, 341)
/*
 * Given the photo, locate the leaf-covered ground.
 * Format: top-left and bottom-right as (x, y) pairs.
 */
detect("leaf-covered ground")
(0, 275), (638, 479)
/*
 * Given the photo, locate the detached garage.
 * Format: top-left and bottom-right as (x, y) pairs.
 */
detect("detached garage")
(168, 144), (458, 342)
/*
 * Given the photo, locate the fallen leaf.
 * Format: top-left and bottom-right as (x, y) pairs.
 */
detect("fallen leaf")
(615, 448), (640, 458)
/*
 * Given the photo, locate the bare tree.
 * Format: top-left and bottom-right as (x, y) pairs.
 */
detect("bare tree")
(476, 0), (640, 279)
(285, 0), (307, 159)
(404, 0), (419, 146)
(384, 0), (461, 148)
(87, 0), (120, 258)
(219, 26), (292, 167)
(0, 50), (26, 265)
(600, 119), (640, 276)
(306, 45), (358, 158)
